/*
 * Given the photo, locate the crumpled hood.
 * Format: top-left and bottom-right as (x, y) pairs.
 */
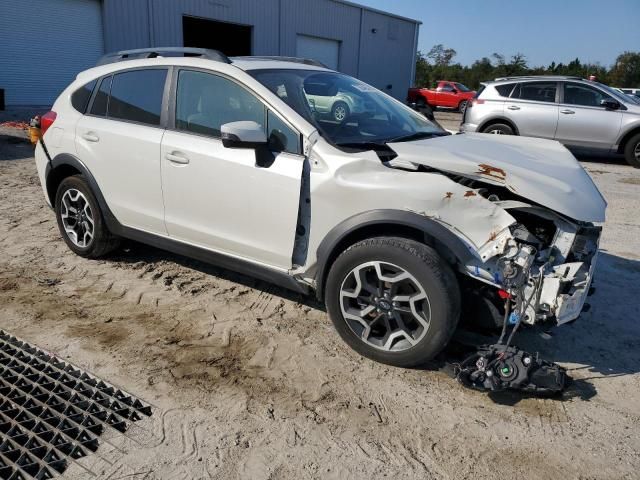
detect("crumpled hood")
(388, 133), (607, 222)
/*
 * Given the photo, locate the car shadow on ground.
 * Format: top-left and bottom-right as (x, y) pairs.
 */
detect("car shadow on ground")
(572, 149), (628, 166)
(108, 242), (639, 404)
(108, 240), (324, 310)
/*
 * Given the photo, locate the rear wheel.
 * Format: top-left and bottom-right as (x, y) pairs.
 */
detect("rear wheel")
(623, 133), (640, 168)
(55, 175), (119, 258)
(325, 237), (460, 367)
(481, 123), (515, 135)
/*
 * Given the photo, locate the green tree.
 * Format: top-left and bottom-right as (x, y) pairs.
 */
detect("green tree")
(609, 52), (640, 87)
(412, 44), (639, 90)
(427, 44), (457, 66)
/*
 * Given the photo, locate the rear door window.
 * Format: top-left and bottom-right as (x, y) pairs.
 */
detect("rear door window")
(108, 69), (167, 126)
(71, 80), (97, 113)
(513, 82), (557, 103)
(89, 76), (111, 117)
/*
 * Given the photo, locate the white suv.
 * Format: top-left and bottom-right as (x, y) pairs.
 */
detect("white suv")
(35, 48), (606, 367)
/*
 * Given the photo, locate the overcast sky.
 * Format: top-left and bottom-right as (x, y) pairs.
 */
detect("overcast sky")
(356, 0), (640, 67)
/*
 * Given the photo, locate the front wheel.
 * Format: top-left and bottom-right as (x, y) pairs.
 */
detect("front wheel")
(458, 100), (468, 113)
(481, 123), (515, 135)
(325, 237), (460, 367)
(623, 133), (640, 168)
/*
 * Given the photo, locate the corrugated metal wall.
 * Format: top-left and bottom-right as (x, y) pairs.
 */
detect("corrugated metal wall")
(102, 0), (419, 100)
(0, 0), (104, 106)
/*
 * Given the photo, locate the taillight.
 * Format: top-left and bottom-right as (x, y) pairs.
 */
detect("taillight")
(40, 111), (57, 135)
(469, 99), (485, 108)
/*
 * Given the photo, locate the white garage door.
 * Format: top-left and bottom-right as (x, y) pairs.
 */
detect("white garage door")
(296, 35), (340, 70)
(0, 0), (103, 106)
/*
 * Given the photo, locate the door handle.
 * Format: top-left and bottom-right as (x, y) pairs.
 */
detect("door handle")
(507, 105), (521, 110)
(561, 109), (575, 114)
(81, 132), (99, 142)
(165, 152), (190, 164)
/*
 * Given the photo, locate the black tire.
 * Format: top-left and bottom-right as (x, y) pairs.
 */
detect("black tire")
(55, 175), (119, 258)
(458, 100), (469, 113)
(331, 101), (350, 122)
(325, 237), (461, 367)
(623, 133), (640, 168)
(481, 123), (515, 135)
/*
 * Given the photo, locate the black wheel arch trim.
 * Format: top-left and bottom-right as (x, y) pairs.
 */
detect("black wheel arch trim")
(314, 209), (474, 301)
(45, 153), (308, 295)
(617, 126), (640, 153)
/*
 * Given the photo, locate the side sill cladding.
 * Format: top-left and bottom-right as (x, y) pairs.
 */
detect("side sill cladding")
(314, 209), (475, 301)
(45, 153), (309, 295)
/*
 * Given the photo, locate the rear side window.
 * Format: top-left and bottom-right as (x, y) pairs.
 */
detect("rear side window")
(89, 76), (111, 116)
(495, 83), (515, 97)
(108, 69), (167, 125)
(513, 82), (557, 103)
(71, 80), (97, 113)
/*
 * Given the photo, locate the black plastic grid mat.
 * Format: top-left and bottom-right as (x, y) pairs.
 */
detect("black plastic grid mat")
(0, 331), (152, 479)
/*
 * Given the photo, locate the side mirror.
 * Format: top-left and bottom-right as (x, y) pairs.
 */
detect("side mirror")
(451, 89), (458, 94)
(601, 99), (621, 110)
(221, 121), (267, 149)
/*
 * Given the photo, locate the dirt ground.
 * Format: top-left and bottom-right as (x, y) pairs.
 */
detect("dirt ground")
(1, 116), (639, 479)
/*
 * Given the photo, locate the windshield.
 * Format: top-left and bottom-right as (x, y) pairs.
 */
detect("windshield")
(249, 69), (445, 149)
(455, 83), (471, 92)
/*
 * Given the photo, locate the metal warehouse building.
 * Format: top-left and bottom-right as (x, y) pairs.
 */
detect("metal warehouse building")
(0, 0), (420, 107)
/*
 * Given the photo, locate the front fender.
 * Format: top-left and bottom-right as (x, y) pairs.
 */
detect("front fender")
(314, 209), (477, 301)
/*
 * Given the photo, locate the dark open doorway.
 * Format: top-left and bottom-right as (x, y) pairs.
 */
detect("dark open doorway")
(182, 16), (252, 57)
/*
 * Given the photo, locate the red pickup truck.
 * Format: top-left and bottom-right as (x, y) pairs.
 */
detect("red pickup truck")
(407, 81), (476, 112)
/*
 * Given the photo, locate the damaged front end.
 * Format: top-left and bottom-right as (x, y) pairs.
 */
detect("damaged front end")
(465, 204), (601, 327)
(387, 134), (607, 330)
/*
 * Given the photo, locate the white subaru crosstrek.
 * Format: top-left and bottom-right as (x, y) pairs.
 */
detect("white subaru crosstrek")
(35, 48), (606, 367)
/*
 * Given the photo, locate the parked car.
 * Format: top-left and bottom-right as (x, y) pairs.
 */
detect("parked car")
(304, 79), (377, 122)
(34, 49), (605, 367)
(617, 87), (640, 98)
(614, 87), (640, 104)
(461, 75), (640, 168)
(408, 81), (476, 112)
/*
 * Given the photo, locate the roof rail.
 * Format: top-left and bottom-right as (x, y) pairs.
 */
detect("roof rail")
(96, 47), (231, 66)
(493, 75), (583, 82)
(233, 56), (328, 68)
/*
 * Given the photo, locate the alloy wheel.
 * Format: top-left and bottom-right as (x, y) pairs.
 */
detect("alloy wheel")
(488, 128), (505, 135)
(339, 261), (431, 352)
(60, 188), (94, 248)
(334, 105), (347, 121)
(635, 142), (640, 160)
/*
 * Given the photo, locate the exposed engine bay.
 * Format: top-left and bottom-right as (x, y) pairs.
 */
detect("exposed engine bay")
(459, 178), (601, 328)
